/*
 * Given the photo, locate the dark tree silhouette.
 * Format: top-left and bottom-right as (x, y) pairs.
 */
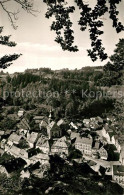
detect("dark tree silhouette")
(0, 0), (123, 62)
(0, 27), (21, 69)
(43, 0), (124, 61)
(103, 38), (124, 85)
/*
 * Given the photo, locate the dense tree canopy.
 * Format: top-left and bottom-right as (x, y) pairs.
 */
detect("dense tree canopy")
(0, 0), (123, 64)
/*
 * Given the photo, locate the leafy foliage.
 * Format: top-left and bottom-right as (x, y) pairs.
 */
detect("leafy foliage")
(43, 0), (124, 61)
(0, 1), (123, 62)
(0, 27), (21, 69)
(45, 4), (78, 52)
(102, 38), (124, 86)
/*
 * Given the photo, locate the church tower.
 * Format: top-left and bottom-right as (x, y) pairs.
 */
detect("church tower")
(48, 108), (52, 124)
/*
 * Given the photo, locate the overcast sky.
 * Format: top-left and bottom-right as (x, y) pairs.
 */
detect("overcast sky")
(0, 0), (124, 73)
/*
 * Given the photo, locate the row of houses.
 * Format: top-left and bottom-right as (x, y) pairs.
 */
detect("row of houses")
(70, 132), (108, 160)
(1, 111), (124, 186)
(96, 125), (124, 164)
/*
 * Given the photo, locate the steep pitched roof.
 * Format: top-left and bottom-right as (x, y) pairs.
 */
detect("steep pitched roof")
(20, 149), (28, 159)
(47, 121), (61, 132)
(5, 130), (14, 135)
(9, 145), (20, 156)
(17, 118), (30, 130)
(71, 132), (92, 145)
(83, 119), (90, 124)
(70, 122), (78, 129)
(99, 146), (107, 154)
(49, 121), (56, 129)
(96, 116), (103, 123)
(19, 108), (25, 112)
(51, 136), (68, 148)
(0, 165), (9, 175)
(18, 111), (24, 114)
(27, 132), (38, 144)
(57, 119), (64, 126)
(36, 137), (49, 148)
(33, 116), (44, 120)
(8, 133), (22, 143)
(35, 153), (49, 160)
(30, 153), (49, 161)
(88, 160), (97, 166)
(70, 132), (80, 140)
(75, 136), (92, 145)
(40, 120), (48, 127)
(0, 131), (4, 136)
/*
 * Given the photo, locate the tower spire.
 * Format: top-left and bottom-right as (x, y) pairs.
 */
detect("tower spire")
(48, 108), (52, 123)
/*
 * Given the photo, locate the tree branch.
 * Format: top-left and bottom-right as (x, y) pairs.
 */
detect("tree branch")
(0, 1), (19, 29)
(0, 0), (39, 30)
(14, 0), (38, 16)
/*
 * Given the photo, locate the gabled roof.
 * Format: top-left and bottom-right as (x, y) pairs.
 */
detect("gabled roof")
(0, 165), (8, 175)
(20, 149), (28, 158)
(96, 130), (103, 137)
(49, 121), (56, 129)
(17, 118), (30, 130)
(99, 146), (107, 153)
(30, 153), (49, 161)
(76, 123), (82, 127)
(18, 110), (24, 114)
(35, 153), (49, 160)
(8, 133), (22, 143)
(9, 145), (20, 156)
(90, 123), (100, 130)
(27, 132), (38, 144)
(88, 160), (97, 166)
(70, 122), (78, 129)
(40, 120), (48, 127)
(71, 132), (79, 139)
(75, 136), (92, 145)
(96, 116), (103, 123)
(57, 119), (64, 126)
(90, 117), (96, 122)
(0, 131), (4, 136)
(1, 139), (6, 143)
(8, 114), (19, 120)
(36, 137), (49, 148)
(83, 119), (90, 124)
(5, 130), (14, 135)
(33, 116), (44, 120)
(71, 132), (92, 145)
(58, 136), (67, 142)
(18, 108), (25, 114)
(51, 136), (68, 148)
(32, 168), (43, 178)
(47, 121), (61, 132)
(7, 140), (13, 146)
(103, 124), (109, 132)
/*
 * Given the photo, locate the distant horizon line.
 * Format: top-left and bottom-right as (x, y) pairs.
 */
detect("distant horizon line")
(1, 65), (104, 75)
